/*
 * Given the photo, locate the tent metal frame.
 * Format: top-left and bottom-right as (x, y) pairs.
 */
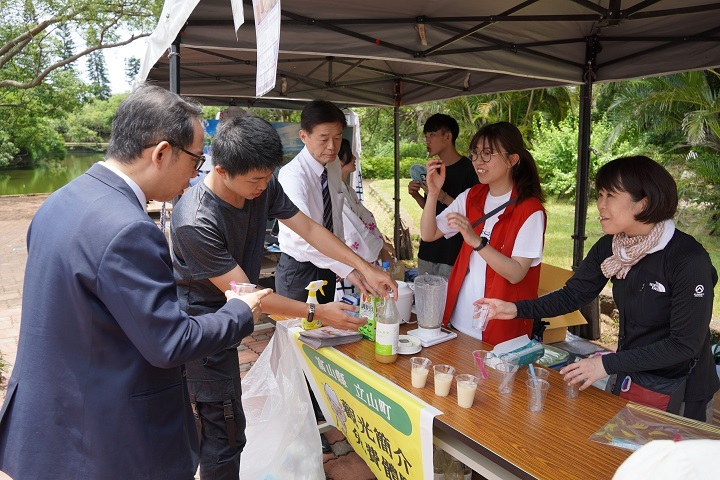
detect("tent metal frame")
(146, 0), (720, 339)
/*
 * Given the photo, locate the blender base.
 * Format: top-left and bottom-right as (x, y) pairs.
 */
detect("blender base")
(406, 328), (457, 347)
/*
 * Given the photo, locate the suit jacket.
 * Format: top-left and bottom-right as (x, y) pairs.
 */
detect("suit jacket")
(0, 163), (254, 480)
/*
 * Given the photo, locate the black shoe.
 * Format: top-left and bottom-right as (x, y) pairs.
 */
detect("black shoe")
(320, 433), (331, 453)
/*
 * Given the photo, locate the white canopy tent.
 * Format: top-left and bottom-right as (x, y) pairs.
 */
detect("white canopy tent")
(140, 0), (720, 337)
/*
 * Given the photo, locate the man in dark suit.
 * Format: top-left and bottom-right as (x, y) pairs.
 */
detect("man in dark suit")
(0, 84), (270, 480)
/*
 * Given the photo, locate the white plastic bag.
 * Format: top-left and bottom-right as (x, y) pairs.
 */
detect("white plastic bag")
(240, 327), (324, 479)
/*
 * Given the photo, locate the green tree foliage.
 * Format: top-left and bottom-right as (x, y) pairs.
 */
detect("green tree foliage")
(87, 50), (110, 100)
(0, 69), (88, 166)
(355, 107), (419, 156)
(124, 56), (140, 87)
(530, 114), (646, 198)
(358, 141), (429, 179)
(0, 1), (160, 90)
(57, 24), (75, 71)
(63, 94), (128, 143)
(604, 70), (720, 232)
(0, 0), (161, 165)
(439, 87), (577, 147)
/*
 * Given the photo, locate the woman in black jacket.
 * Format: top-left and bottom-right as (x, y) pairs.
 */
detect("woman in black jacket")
(478, 156), (719, 421)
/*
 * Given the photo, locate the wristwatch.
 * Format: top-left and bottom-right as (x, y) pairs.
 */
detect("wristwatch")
(307, 303), (320, 325)
(473, 236), (489, 252)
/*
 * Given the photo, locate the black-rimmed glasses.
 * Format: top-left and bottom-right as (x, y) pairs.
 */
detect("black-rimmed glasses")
(143, 141), (206, 171)
(467, 149), (510, 163)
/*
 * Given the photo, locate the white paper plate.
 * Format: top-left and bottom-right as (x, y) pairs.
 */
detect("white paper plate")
(397, 335), (421, 355)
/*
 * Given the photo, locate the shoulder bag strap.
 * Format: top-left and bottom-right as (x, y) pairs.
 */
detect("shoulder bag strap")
(471, 198), (517, 229)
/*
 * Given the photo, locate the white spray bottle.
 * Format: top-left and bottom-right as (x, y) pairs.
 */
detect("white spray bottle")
(302, 280), (327, 330)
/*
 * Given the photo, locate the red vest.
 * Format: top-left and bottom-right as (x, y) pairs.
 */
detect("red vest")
(443, 184), (546, 346)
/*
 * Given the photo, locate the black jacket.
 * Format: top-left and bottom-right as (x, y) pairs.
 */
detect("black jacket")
(517, 229), (719, 402)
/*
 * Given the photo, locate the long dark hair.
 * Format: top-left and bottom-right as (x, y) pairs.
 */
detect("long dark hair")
(469, 122), (544, 203)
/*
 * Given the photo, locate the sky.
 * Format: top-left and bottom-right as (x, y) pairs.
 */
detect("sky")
(105, 38), (150, 94)
(75, 35), (150, 95)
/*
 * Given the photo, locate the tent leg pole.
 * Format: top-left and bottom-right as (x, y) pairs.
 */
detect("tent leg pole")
(169, 34), (181, 94)
(570, 37), (601, 340)
(169, 34), (182, 208)
(572, 81), (591, 270)
(393, 103), (401, 261)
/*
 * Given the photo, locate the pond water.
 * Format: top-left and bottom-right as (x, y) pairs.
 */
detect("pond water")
(0, 153), (104, 196)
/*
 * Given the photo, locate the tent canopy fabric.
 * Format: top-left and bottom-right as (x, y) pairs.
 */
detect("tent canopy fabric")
(140, 0), (720, 338)
(141, 0), (720, 107)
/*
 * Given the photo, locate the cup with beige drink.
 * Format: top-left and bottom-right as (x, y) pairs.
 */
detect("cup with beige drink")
(410, 357), (432, 388)
(455, 374), (479, 408)
(433, 364), (455, 397)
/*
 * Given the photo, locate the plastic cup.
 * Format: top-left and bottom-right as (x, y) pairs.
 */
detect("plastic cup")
(433, 364), (455, 397)
(410, 357), (432, 388)
(471, 349), (495, 380)
(455, 374), (479, 408)
(526, 378), (550, 412)
(564, 381), (580, 398)
(230, 282), (256, 294)
(496, 361), (519, 395)
(526, 367), (550, 382)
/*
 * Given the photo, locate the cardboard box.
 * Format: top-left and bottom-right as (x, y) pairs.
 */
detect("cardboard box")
(537, 263), (587, 343)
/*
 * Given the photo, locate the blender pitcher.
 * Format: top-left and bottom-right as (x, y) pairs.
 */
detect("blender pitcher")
(413, 275), (448, 339)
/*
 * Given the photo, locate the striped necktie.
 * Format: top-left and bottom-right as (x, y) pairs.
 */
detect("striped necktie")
(321, 167), (333, 232)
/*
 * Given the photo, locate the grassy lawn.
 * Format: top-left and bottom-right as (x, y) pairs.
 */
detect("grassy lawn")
(362, 178), (720, 318)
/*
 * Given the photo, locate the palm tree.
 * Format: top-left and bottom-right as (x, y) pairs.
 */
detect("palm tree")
(606, 69), (720, 233)
(431, 87), (576, 148)
(606, 70), (720, 151)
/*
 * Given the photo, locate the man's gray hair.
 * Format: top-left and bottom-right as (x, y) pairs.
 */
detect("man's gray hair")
(106, 83), (203, 164)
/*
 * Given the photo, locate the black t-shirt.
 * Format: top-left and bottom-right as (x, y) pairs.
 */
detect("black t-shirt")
(171, 176), (298, 316)
(418, 156), (479, 266)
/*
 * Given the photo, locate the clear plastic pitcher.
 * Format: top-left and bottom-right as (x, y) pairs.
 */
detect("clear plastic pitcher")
(413, 274), (448, 333)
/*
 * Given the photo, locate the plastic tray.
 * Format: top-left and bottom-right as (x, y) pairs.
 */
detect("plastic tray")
(536, 344), (570, 369)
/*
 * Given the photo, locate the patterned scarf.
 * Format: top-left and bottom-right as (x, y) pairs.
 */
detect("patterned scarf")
(600, 222), (665, 279)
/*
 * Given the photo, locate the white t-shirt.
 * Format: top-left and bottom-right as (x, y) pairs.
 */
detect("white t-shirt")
(437, 189), (545, 340)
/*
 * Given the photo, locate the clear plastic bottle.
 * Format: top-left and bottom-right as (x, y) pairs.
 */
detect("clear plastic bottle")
(445, 457), (464, 480)
(374, 291), (399, 364)
(381, 261), (392, 274)
(433, 446), (449, 480)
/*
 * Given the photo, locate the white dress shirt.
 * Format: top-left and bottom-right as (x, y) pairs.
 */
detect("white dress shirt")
(98, 161), (147, 209)
(278, 146), (353, 278)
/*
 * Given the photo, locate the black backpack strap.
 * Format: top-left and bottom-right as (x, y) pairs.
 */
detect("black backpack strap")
(223, 393), (237, 447)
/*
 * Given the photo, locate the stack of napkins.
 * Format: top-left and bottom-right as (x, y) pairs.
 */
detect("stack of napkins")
(298, 327), (362, 349)
(491, 335), (545, 367)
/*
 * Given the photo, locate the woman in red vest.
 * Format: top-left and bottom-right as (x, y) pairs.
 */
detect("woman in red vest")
(420, 122), (546, 345)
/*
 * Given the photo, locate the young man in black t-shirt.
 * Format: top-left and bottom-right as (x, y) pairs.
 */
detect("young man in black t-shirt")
(408, 113), (479, 277)
(171, 116), (372, 479)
